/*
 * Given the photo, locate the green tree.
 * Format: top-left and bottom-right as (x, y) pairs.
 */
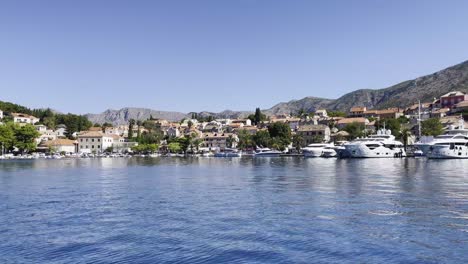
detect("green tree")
(343, 122), (365, 139)
(253, 130), (271, 148)
(400, 128), (412, 150)
(328, 111), (346, 117)
(248, 108), (267, 125)
(128, 119), (135, 139)
(421, 118), (444, 136)
(168, 142), (182, 153)
(13, 124), (40, 153)
(102, 122), (113, 128)
(268, 122), (292, 149)
(0, 123), (15, 152)
(292, 134), (304, 152)
(237, 129), (254, 150)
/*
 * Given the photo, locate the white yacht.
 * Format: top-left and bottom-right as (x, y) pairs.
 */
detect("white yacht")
(425, 137), (468, 159)
(214, 148), (242, 157)
(254, 148), (282, 157)
(302, 143), (335, 157)
(343, 129), (406, 158)
(415, 117), (468, 156)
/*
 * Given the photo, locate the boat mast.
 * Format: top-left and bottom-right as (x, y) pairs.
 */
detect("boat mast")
(418, 100), (421, 139)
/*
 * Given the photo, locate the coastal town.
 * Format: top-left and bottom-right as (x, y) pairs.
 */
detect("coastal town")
(1, 90), (468, 159)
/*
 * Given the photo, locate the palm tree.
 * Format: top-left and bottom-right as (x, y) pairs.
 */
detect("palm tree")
(226, 135), (234, 148)
(400, 128), (412, 151)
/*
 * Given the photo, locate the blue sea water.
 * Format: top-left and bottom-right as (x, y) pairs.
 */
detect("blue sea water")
(0, 157), (467, 263)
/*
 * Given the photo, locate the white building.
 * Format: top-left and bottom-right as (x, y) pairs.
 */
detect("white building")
(77, 131), (114, 153)
(0, 109), (3, 120)
(12, 113), (40, 125)
(55, 124), (67, 138)
(40, 139), (78, 153)
(315, 109), (328, 118)
(202, 132), (238, 150)
(167, 127), (181, 138)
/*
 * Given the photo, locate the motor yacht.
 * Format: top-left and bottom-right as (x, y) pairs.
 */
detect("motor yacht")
(415, 117), (468, 156)
(214, 148), (242, 157)
(426, 137), (468, 159)
(302, 143), (335, 157)
(343, 129), (406, 158)
(253, 148), (282, 157)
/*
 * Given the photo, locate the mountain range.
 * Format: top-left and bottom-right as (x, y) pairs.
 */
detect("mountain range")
(86, 60), (468, 125)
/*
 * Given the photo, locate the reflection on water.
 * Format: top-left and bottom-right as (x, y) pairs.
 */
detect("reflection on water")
(0, 157), (467, 263)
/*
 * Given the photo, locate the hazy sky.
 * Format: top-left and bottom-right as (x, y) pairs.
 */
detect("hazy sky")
(1, 0), (468, 114)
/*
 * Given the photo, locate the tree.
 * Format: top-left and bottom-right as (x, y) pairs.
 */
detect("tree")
(136, 120), (142, 138)
(102, 122), (113, 128)
(55, 114), (92, 138)
(168, 142), (182, 153)
(268, 122), (292, 149)
(13, 124), (40, 153)
(188, 120), (193, 129)
(292, 134), (304, 152)
(253, 130), (271, 148)
(131, 143), (159, 154)
(0, 123), (15, 152)
(421, 118), (444, 136)
(237, 129), (254, 150)
(248, 108), (267, 125)
(328, 111), (346, 117)
(128, 119), (135, 139)
(226, 135), (234, 148)
(400, 128), (412, 150)
(343, 122), (364, 139)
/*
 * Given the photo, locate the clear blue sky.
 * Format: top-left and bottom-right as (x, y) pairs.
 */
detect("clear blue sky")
(1, 0), (468, 114)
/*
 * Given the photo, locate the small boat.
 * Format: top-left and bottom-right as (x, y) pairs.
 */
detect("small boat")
(214, 148), (241, 157)
(254, 148), (282, 157)
(302, 143), (335, 157)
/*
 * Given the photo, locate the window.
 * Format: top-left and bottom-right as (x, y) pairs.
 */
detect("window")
(98, 145), (100, 148)
(92, 139), (94, 142)
(80, 139), (83, 142)
(86, 139), (88, 142)
(98, 139), (101, 142)
(92, 145), (94, 149)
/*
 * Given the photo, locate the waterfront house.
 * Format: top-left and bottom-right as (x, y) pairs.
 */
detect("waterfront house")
(11, 113), (39, 125)
(202, 132), (238, 150)
(77, 131), (114, 154)
(39, 139), (78, 153)
(296, 124), (331, 145)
